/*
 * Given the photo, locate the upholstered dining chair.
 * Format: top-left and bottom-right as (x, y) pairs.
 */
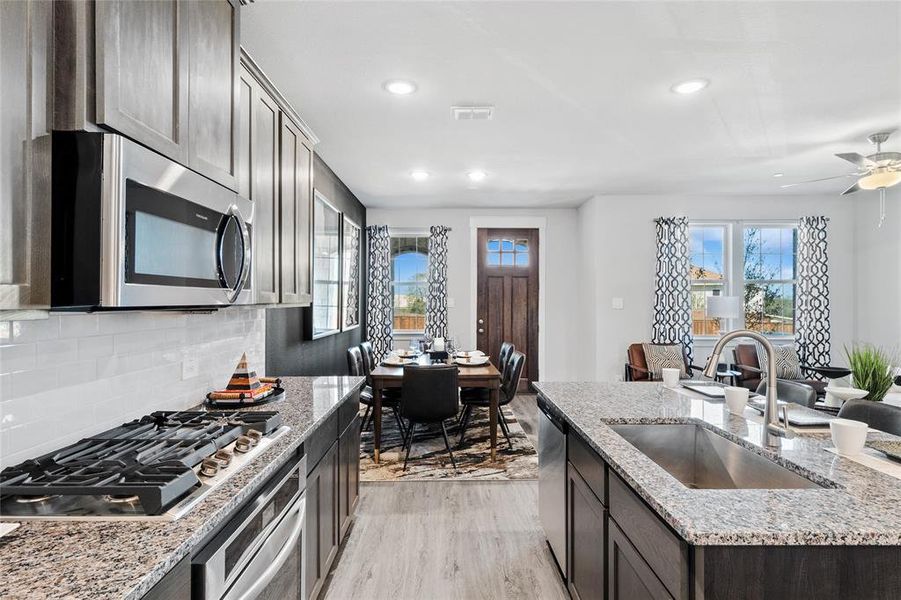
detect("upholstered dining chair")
(755, 379), (817, 409)
(624, 343), (704, 382)
(459, 341), (515, 410)
(347, 346), (405, 435)
(359, 341), (402, 403)
(458, 350), (526, 450)
(399, 364), (460, 471)
(838, 399), (901, 437)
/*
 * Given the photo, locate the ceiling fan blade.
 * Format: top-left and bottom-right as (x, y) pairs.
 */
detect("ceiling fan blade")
(841, 181), (861, 195)
(780, 173), (857, 189)
(835, 152), (876, 168)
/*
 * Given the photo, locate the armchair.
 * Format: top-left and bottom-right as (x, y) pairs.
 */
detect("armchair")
(733, 343), (827, 396)
(624, 343), (705, 382)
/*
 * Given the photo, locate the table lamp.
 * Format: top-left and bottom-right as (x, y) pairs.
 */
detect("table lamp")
(706, 295), (741, 334)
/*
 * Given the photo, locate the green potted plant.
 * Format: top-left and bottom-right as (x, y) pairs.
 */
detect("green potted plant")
(845, 344), (898, 402)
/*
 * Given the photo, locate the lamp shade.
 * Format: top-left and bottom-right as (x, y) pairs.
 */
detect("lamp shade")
(706, 295), (742, 319)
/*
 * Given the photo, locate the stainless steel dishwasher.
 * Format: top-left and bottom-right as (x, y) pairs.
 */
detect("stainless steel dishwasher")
(538, 395), (567, 578)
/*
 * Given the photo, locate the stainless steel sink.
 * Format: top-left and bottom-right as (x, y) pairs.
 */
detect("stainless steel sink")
(610, 424), (823, 490)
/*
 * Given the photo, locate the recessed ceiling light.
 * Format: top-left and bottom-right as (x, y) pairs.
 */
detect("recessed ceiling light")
(670, 79), (709, 95)
(383, 79), (417, 95)
(773, 172), (784, 178)
(467, 170), (487, 182)
(410, 170), (429, 181)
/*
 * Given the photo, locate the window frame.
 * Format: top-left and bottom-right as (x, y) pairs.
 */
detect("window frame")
(310, 191), (343, 340)
(689, 219), (798, 341)
(689, 223), (731, 337)
(389, 230), (430, 335)
(740, 222), (798, 339)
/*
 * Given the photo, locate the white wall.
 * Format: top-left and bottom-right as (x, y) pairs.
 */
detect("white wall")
(577, 194), (857, 381)
(367, 207), (583, 381)
(0, 308), (265, 468)
(854, 186), (901, 350)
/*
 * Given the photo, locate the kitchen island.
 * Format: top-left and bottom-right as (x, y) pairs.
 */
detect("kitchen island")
(534, 381), (901, 600)
(0, 376), (363, 600)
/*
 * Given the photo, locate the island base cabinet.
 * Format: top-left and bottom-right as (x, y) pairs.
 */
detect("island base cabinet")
(608, 520), (673, 600)
(338, 414), (361, 538)
(305, 441), (338, 600)
(567, 464), (606, 600)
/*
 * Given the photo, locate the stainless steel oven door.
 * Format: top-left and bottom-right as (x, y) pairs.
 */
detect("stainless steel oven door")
(100, 134), (253, 307)
(223, 493), (305, 600)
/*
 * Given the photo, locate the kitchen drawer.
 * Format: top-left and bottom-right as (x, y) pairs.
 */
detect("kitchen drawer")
(568, 430), (606, 504)
(608, 473), (689, 599)
(305, 411), (338, 474)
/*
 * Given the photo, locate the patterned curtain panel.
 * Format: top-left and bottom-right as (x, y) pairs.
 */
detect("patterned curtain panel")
(425, 225), (450, 339)
(796, 216), (831, 369)
(366, 225), (393, 360)
(651, 217), (694, 364)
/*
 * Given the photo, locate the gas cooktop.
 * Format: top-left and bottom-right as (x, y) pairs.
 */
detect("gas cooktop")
(0, 410), (288, 520)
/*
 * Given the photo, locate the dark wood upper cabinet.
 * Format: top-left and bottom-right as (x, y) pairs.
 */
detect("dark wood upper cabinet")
(185, 0), (240, 190)
(95, 0), (239, 189)
(0, 0), (53, 313)
(239, 52), (317, 307)
(95, 0), (189, 163)
(279, 115), (314, 305)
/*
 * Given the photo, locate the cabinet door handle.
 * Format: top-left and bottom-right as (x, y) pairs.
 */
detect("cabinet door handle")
(478, 328), (484, 334)
(478, 318), (484, 324)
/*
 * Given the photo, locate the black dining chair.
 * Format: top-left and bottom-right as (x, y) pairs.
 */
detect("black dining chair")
(459, 341), (515, 422)
(347, 346), (405, 436)
(755, 379), (818, 409)
(399, 364), (460, 471)
(359, 341), (403, 402)
(838, 399), (901, 437)
(458, 350), (525, 449)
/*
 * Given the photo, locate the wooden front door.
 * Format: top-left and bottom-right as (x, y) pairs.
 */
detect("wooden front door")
(476, 228), (539, 385)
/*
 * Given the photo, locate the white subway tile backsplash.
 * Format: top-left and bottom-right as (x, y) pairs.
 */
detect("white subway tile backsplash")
(0, 307), (266, 468)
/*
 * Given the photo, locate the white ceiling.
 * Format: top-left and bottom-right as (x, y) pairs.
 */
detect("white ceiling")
(242, 1), (901, 209)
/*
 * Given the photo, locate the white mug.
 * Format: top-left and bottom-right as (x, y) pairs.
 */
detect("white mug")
(830, 418), (868, 456)
(724, 386), (749, 415)
(661, 368), (680, 388)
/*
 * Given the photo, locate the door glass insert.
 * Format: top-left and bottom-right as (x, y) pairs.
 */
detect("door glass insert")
(487, 238), (529, 267)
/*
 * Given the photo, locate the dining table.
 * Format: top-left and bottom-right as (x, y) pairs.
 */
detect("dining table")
(369, 352), (502, 464)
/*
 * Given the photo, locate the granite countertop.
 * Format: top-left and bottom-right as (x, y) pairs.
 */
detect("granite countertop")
(533, 381), (901, 546)
(0, 376), (364, 600)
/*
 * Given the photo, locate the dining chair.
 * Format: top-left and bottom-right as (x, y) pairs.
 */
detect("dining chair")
(838, 399), (901, 436)
(399, 364), (460, 471)
(347, 346), (405, 435)
(359, 341), (402, 402)
(754, 379), (817, 409)
(458, 350), (525, 449)
(459, 341), (514, 421)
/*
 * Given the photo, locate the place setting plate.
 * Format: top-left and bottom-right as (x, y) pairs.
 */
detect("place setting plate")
(454, 350), (485, 359)
(454, 355), (490, 367)
(381, 355), (418, 367)
(393, 349), (421, 359)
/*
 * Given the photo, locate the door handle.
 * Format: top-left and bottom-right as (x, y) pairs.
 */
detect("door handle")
(478, 328), (484, 333)
(478, 318), (484, 324)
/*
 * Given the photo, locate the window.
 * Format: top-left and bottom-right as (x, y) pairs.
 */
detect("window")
(391, 235), (429, 332)
(689, 225), (727, 336)
(743, 226), (797, 336)
(312, 193), (341, 338)
(689, 222), (798, 337)
(487, 238), (529, 267)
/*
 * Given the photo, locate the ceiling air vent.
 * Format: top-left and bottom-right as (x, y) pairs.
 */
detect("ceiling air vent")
(451, 105), (494, 121)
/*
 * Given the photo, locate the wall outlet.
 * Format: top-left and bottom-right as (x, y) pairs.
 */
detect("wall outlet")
(447, 297), (455, 308)
(182, 355), (200, 380)
(611, 297), (624, 310)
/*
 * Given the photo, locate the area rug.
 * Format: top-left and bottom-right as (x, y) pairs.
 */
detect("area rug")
(359, 404), (538, 481)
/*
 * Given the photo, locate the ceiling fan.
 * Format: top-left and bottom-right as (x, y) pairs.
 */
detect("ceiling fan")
(781, 131), (901, 227)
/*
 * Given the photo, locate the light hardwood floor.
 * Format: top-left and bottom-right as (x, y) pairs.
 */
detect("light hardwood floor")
(321, 479), (568, 600)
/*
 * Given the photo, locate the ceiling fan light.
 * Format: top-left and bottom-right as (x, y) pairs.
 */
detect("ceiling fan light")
(858, 170), (901, 190)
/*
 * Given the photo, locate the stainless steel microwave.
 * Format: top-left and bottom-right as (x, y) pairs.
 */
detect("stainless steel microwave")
(52, 132), (253, 310)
